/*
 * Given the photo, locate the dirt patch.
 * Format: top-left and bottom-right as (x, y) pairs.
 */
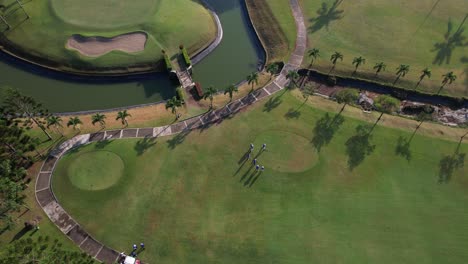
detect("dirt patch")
(67, 32), (147, 57)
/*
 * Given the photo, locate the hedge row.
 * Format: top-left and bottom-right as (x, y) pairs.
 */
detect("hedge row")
(164, 53), (172, 72)
(181, 47), (192, 67)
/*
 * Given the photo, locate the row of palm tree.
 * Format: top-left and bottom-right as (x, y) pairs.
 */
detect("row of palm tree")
(307, 48), (457, 93)
(46, 110), (132, 135)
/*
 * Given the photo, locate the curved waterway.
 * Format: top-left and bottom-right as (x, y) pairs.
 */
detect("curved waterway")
(0, 0), (264, 112)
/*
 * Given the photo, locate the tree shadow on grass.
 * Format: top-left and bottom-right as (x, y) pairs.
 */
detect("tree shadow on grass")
(308, 0), (345, 34)
(134, 137), (157, 156)
(284, 108), (302, 119)
(94, 139), (113, 149)
(166, 129), (192, 150)
(438, 151), (465, 183)
(432, 15), (467, 65)
(345, 125), (376, 170)
(311, 113), (345, 152)
(263, 96), (283, 112)
(395, 136), (412, 161)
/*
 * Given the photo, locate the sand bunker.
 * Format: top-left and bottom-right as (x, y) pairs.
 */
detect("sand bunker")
(67, 32), (147, 57)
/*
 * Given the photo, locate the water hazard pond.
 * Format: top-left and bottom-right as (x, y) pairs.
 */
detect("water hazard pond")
(0, 0), (264, 112)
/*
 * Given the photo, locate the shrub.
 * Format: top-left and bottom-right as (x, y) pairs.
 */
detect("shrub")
(164, 54), (172, 72)
(334, 88), (359, 105)
(374, 95), (401, 114)
(181, 47), (192, 66)
(176, 87), (186, 102)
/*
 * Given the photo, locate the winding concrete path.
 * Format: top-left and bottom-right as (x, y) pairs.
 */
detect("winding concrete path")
(35, 1), (306, 263)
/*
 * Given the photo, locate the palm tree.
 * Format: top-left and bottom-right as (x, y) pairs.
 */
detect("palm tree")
(247, 72), (259, 92)
(308, 48), (320, 67)
(91, 113), (106, 128)
(46, 115), (63, 136)
(203, 86), (218, 109)
(373, 62), (386, 77)
(439, 71), (457, 94)
(67, 117), (83, 131)
(266, 64), (279, 80)
(116, 110), (131, 127)
(286, 70), (300, 88)
(416, 68), (431, 89)
(330, 51), (343, 72)
(224, 84), (238, 102)
(352, 56), (366, 74)
(394, 64), (410, 85)
(165, 96), (183, 119)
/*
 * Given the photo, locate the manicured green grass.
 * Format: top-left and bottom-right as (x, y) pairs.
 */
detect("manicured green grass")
(300, 0), (468, 97)
(1, 0), (216, 69)
(68, 151), (124, 191)
(52, 92), (468, 263)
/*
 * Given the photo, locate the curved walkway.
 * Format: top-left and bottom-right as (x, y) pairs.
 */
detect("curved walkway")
(34, 1), (306, 263)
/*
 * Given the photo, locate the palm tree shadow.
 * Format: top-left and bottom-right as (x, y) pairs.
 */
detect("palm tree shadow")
(284, 108), (302, 119)
(134, 137), (157, 155)
(432, 15), (467, 65)
(308, 0), (345, 33)
(438, 150), (465, 183)
(95, 139), (113, 149)
(345, 125), (376, 170)
(166, 129), (191, 150)
(311, 113), (345, 152)
(395, 136), (412, 161)
(263, 96), (283, 112)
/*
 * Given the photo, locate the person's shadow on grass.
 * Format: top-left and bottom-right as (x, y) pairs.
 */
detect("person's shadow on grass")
(345, 125), (376, 170)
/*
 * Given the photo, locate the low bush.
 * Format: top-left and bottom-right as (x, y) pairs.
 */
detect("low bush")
(181, 47), (192, 66)
(164, 54), (172, 72)
(176, 87), (186, 102)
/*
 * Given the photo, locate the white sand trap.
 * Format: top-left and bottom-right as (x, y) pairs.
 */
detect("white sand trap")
(67, 32), (147, 57)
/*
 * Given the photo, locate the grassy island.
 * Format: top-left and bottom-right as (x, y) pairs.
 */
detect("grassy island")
(0, 0), (216, 73)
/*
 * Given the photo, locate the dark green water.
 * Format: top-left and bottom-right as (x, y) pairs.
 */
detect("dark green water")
(193, 0), (265, 89)
(0, 0), (264, 112)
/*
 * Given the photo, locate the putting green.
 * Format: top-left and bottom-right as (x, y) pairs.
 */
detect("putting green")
(50, 0), (160, 28)
(253, 130), (317, 172)
(67, 151), (124, 191)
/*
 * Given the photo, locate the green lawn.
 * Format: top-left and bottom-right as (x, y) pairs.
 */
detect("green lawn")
(0, 0), (216, 70)
(300, 0), (468, 97)
(52, 92), (468, 263)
